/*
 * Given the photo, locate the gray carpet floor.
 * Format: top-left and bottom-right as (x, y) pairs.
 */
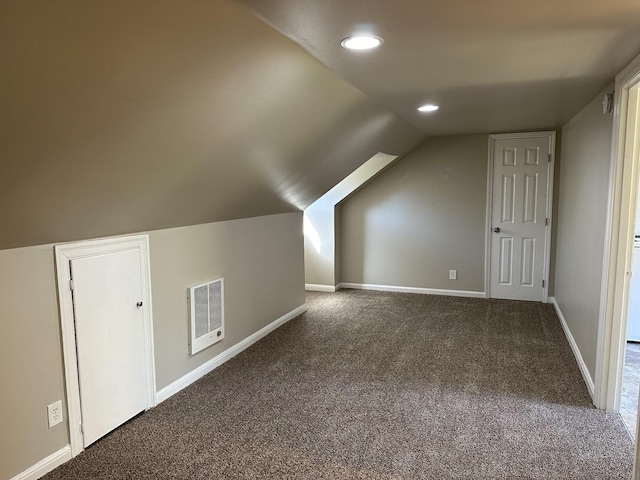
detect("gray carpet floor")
(44, 290), (634, 479)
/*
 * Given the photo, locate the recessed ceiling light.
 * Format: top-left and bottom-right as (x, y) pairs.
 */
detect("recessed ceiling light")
(341, 35), (383, 50)
(418, 104), (439, 112)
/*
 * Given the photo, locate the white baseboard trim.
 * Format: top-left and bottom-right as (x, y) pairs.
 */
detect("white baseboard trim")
(549, 296), (596, 400)
(305, 284), (337, 292)
(156, 303), (307, 404)
(338, 282), (486, 298)
(9, 445), (72, 480)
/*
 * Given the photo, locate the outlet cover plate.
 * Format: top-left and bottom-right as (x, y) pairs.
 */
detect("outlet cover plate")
(449, 270), (457, 280)
(47, 400), (63, 428)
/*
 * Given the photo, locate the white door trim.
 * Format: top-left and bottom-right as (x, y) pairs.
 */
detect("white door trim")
(55, 235), (156, 457)
(596, 54), (640, 417)
(484, 131), (556, 301)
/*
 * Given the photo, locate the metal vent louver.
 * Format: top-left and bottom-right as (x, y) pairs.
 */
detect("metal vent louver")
(188, 278), (224, 355)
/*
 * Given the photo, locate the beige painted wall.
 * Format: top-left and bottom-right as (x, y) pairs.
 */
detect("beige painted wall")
(0, 213), (304, 479)
(340, 135), (488, 292)
(151, 213), (304, 389)
(0, 0), (424, 251)
(553, 85), (614, 380)
(0, 245), (70, 479)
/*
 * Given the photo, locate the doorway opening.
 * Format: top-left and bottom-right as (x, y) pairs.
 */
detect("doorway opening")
(621, 187), (640, 439)
(597, 53), (640, 477)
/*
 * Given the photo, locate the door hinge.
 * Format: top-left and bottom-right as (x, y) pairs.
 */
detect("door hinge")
(80, 423), (84, 434)
(545, 218), (548, 226)
(548, 153), (552, 162)
(542, 280), (546, 288)
(69, 279), (74, 291)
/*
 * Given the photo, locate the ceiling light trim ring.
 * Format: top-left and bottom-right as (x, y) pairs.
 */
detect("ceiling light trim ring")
(341, 35), (384, 50)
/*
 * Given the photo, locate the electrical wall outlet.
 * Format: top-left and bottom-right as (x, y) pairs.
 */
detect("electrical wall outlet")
(47, 400), (63, 428)
(449, 270), (457, 280)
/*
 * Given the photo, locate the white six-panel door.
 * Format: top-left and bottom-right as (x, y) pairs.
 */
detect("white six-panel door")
(71, 249), (149, 447)
(489, 133), (554, 301)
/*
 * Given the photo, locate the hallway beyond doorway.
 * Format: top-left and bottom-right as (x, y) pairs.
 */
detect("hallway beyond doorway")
(622, 342), (640, 439)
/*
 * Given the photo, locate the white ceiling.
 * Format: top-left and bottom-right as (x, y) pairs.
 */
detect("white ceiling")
(237, 0), (640, 135)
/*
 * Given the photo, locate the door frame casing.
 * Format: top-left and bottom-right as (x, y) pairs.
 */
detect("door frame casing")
(597, 53), (640, 416)
(55, 235), (156, 457)
(484, 131), (556, 301)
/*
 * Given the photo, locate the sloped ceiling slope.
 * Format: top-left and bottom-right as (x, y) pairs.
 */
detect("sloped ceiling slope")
(0, 0), (424, 249)
(239, 0), (640, 136)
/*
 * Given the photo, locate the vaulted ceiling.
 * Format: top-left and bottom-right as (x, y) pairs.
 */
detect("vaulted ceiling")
(239, 0), (640, 135)
(2, 0), (640, 249)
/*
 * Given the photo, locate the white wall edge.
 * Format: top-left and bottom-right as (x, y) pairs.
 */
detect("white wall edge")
(305, 284), (337, 292)
(156, 303), (307, 404)
(9, 445), (72, 480)
(339, 283), (486, 298)
(550, 296), (596, 401)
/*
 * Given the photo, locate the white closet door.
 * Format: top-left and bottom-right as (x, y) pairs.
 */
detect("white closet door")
(490, 134), (552, 301)
(71, 249), (148, 447)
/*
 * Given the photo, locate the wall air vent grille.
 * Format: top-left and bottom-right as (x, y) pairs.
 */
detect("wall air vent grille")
(188, 278), (224, 355)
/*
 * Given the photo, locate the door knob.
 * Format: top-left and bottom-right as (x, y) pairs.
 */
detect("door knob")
(493, 227), (500, 233)
(136, 301), (143, 308)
